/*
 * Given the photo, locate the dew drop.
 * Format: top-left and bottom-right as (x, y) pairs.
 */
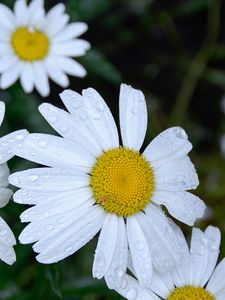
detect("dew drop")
(126, 288), (137, 300)
(135, 241), (145, 250)
(38, 139), (48, 148)
(92, 113), (101, 120)
(28, 175), (38, 182)
(15, 134), (25, 141)
(49, 115), (57, 123)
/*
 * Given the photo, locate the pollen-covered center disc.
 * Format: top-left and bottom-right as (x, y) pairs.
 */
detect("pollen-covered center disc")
(168, 286), (215, 300)
(11, 27), (50, 61)
(90, 148), (155, 217)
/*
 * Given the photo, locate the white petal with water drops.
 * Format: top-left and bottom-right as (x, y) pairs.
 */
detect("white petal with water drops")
(127, 215), (153, 288)
(152, 191), (205, 225)
(144, 127), (192, 166)
(105, 217), (128, 289)
(119, 84), (147, 151)
(82, 88), (119, 150)
(12, 133), (95, 172)
(93, 214), (119, 279)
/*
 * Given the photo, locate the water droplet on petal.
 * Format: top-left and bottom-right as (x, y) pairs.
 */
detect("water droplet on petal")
(28, 175), (38, 182)
(126, 288), (137, 300)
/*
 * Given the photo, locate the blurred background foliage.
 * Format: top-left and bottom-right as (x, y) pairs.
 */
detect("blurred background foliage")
(0, 0), (225, 299)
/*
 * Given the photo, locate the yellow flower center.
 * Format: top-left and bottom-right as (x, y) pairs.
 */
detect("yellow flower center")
(90, 148), (155, 217)
(168, 286), (216, 300)
(11, 27), (50, 61)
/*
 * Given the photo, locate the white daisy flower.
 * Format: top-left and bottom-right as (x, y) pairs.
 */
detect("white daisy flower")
(0, 0), (90, 97)
(0, 101), (28, 265)
(114, 225), (223, 300)
(9, 84), (205, 286)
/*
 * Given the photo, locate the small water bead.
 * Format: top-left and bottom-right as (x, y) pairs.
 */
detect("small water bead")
(135, 241), (145, 250)
(131, 106), (138, 115)
(92, 113), (101, 120)
(28, 175), (38, 182)
(173, 127), (187, 139)
(96, 102), (104, 112)
(60, 126), (68, 133)
(46, 225), (54, 231)
(0, 229), (7, 236)
(38, 139), (48, 148)
(126, 288), (137, 300)
(65, 246), (72, 252)
(49, 115), (57, 123)
(15, 134), (25, 141)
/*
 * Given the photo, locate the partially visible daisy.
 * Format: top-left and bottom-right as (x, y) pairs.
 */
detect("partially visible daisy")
(114, 225), (223, 300)
(0, 0), (90, 97)
(9, 84), (205, 286)
(0, 101), (27, 265)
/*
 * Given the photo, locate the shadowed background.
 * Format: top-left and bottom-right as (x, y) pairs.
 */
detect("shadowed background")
(0, 0), (225, 299)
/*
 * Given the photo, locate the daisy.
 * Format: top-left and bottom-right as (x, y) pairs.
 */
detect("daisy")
(113, 225), (224, 300)
(0, 0), (90, 97)
(0, 101), (28, 265)
(9, 84), (205, 286)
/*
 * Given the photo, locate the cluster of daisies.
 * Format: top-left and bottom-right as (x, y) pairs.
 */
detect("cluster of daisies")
(0, 1), (224, 300)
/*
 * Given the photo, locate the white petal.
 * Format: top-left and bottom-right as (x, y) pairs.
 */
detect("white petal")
(152, 191), (205, 225)
(13, 189), (66, 205)
(0, 101), (5, 127)
(46, 3), (65, 19)
(82, 88), (119, 149)
(20, 62), (34, 93)
(149, 271), (174, 299)
(46, 14), (69, 36)
(35, 205), (105, 263)
(0, 3), (16, 31)
(144, 127), (192, 167)
(46, 56), (86, 77)
(0, 55), (18, 72)
(28, 0), (45, 27)
(0, 61), (22, 89)
(39, 102), (102, 157)
(20, 190), (94, 223)
(12, 133), (95, 172)
(207, 258), (225, 297)
(53, 22), (88, 42)
(0, 217), (16, 265)
(136, 207), (183, 276)
(119, 84), (147, 150)
(52, 40), (90, 57)
(60, 90), (105, 152)
(14, 0), (28, 25)
(9, 167), (89, 191)
(154, 156), (199, 191)
(0, 42), (14, 55)
(0, 241), (16, 265)
(19, 200), (93, 243)
(0, 163), (10, 188)
(189, 226), (221, 286)
(93, 214), (119, 279)
(200, 226), (221, 286)
(0, 188), (13, 207)
(0, 217), (16, 246)
(45, 63), (69, 88)
(105, 217), (128, 289)
(127, 215), (153, 287)
(0, 130), (28, 164)
(0, 27), (11, 42)
(114, 274), (159, 300)
(33, 62), (50, 97)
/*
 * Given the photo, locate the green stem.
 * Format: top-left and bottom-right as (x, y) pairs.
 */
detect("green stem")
(170, 0), (221, 125)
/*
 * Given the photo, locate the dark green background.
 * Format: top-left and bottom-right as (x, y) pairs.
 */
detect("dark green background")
(0, 0), (225, 299)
